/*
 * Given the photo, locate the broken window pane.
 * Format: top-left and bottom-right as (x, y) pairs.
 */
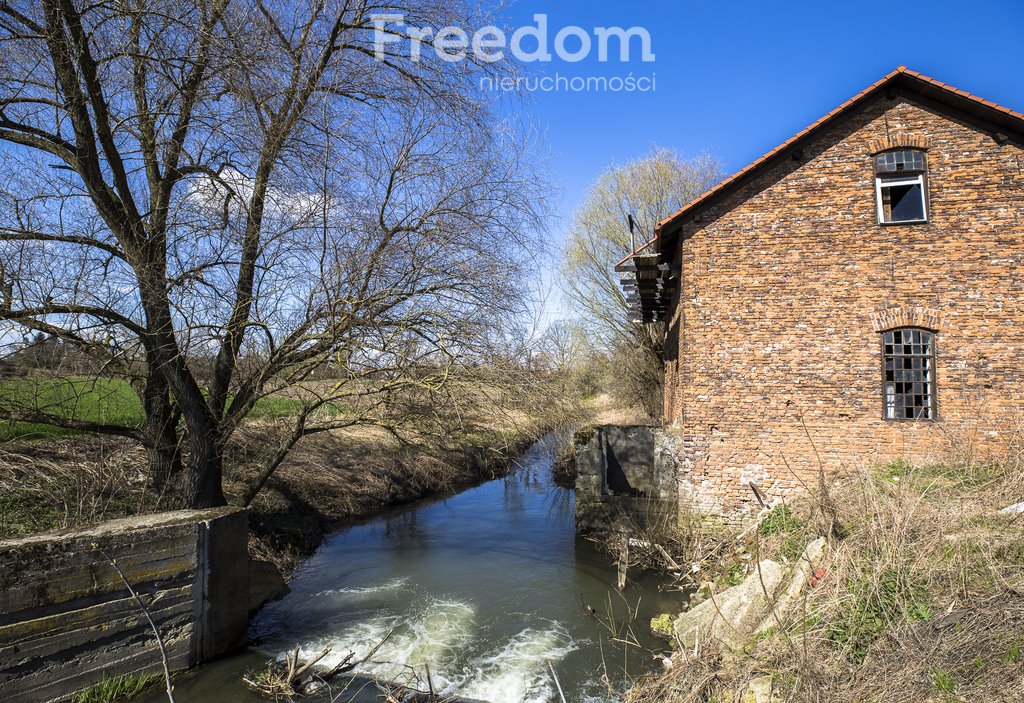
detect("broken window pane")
(875, 150), (928, 223)
(875, 150), (926, 173)
(882, 328), (936, 420)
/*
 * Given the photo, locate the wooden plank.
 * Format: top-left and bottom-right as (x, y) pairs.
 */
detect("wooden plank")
(616, 261), (677, 274)
(621, 280), (668, 289)
(634, 262), (678, 272)
(634, 270), (679, 281)
(626, 290), (669, 298)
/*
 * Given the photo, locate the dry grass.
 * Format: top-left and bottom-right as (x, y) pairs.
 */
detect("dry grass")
(589, 394), (657, 427)
(230, 425), (545, 576)
(628, 450), (1024, 703)
(225, 380), (584, 575)
(0, 377), (584, 578)
(0, 421), (559, 576)
(0, 437), (160, 538)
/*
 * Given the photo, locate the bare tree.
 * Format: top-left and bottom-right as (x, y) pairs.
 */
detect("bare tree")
(0, 0), (548, 507)
(536, 319), (587, 374)
(560, 148), (722, 416)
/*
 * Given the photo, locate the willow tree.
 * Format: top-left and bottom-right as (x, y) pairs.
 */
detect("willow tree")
(561, 148), (722, 416)
(0, 0), (547, 507)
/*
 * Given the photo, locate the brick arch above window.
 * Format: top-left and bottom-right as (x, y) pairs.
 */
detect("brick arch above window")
(870, 306), (943, 333)
(867, 134), (931, 155)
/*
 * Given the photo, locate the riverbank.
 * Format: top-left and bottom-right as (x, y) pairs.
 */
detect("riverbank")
(626, 453), (1024, 703)
(237, 416), (573, 577)
(141, 431), (679, 703)
(0, 388), (587, 579)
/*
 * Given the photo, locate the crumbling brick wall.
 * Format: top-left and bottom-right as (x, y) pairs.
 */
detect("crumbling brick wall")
(663, 94), (1024, 523)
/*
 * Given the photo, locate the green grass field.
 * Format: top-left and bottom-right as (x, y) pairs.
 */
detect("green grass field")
(0, 376), (349, 442)
(0, 377), (144, 441)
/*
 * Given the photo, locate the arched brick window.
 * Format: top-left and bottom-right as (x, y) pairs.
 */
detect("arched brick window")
(882, 327), (937, 420)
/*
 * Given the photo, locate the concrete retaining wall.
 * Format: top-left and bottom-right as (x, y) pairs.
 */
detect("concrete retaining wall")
(0, 508), (249, 702)
(575, 425), (677, 533)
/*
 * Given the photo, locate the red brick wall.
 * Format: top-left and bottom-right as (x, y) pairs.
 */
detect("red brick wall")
(663, 95), (1024, 522)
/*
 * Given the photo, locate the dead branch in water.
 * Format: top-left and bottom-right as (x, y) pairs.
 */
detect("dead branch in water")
(243, 628), (394, 698)
(617, 538), (629, 590)
(549, 660), (568, 703)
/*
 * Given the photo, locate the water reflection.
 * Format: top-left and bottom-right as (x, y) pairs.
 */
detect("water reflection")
(381, 510), (430, 550)
(501, 473), (526, 516)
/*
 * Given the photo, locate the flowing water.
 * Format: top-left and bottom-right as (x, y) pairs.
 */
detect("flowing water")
(153, 431), (680, 703)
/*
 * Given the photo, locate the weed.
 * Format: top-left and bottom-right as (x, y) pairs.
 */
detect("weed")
(826, 567), (931, 663)
(770, 671), (798, 695)
(723, 561), (745, 586)
(932, 667), (956, 693)
(758, 504), (807, 561)
(626, 445), (1024, 703)
(882, 457), (913, 480)
(0, 492), (62, 536)
(779, 533), (806, 562)
(1003, 541), (1024, 565)
(71, 672), (160, 703)
(759, 504), (801, 537)
(1002, 636), (1024, 664)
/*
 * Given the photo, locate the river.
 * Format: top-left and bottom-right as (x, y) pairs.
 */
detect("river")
(152, 431), (680, 703)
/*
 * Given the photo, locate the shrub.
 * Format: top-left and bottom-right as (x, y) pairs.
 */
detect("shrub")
(759, 504), (801, 537)
(932, 667), (956, 693)
(758, 504), (807, 561)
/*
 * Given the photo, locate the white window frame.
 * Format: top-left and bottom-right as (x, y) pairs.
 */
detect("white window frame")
(875, 174), (928, 224)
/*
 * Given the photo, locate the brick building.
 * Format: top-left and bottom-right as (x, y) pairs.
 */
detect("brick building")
(623, 67), (1024, 521)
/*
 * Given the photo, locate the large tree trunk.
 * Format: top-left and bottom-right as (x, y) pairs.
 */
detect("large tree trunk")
(133, 257), (224, 508)
(184, 421), (226, 508)
(143, 374), (181, 491)
(147, 435), (182, 493)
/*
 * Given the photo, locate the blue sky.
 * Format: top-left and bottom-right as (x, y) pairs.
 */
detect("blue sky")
(490, 0), (1024, 323)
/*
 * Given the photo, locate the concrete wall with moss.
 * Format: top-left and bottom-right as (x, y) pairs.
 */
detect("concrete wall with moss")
(575, 425), (677, 533)
(0, 508), (249, 702)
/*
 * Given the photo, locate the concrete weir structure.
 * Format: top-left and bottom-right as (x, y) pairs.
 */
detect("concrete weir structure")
(0, 508), (249, 702)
